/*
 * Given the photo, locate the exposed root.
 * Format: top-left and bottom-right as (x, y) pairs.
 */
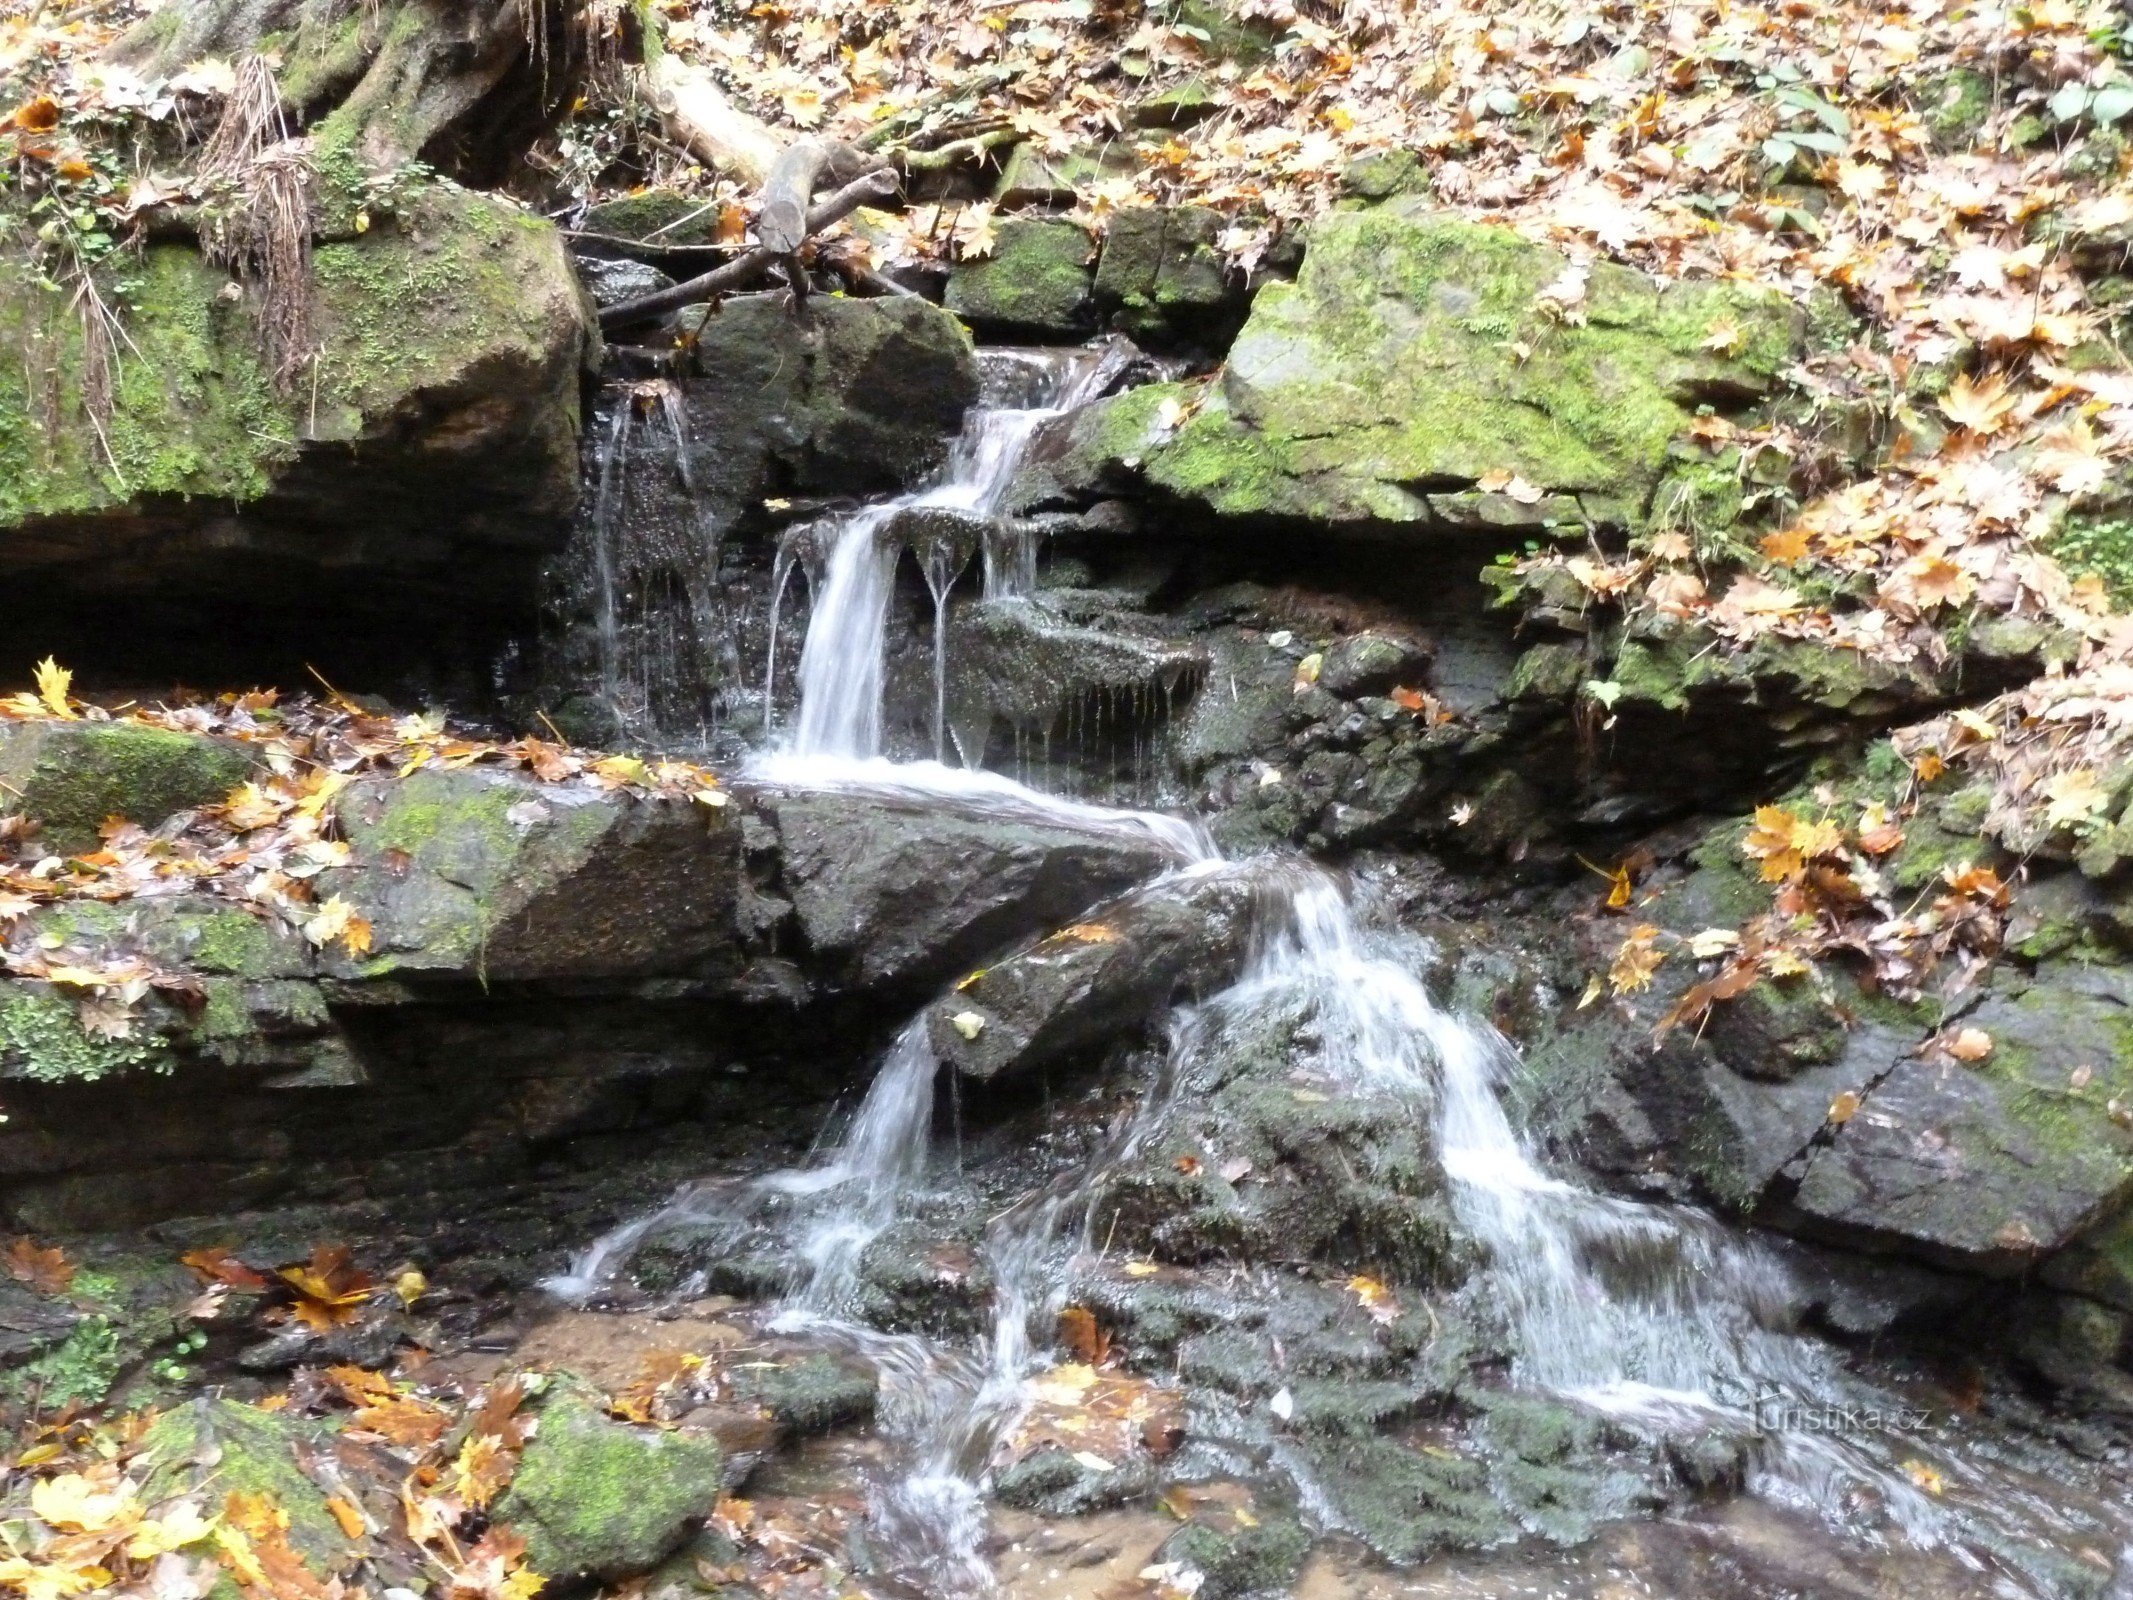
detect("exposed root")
(199, 53), (288, 179)
(66, 260), (131, 486)
(202, 139), (319, 392)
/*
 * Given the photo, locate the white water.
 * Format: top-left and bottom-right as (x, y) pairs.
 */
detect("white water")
(776, 345), (1128, 761)
(560, 343), (2089, 1597)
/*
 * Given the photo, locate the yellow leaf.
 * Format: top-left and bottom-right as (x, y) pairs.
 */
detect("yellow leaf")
(2044, 768), (2109, 831)
(32, 658), (76, 720)
(32, 1473), (139, 1534)
(127, 1501), (217, 1557)
(1608, 925), (1665, 994)
(1937, 369), (2018, 435)
(949, 1010), (986, 1041)
(1827, 1090), (1860, 1125)
(1943, 1027), (1994, 1063)
(394, 1268), (426, 1308)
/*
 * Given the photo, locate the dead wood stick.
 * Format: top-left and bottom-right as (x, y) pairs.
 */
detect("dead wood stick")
(758, 136), (891, 254)
(598, 166), (900, 331)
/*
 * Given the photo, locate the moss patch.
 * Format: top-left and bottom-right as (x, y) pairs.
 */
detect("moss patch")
(139, 1400), (357, 1576)
(0, 990), (169, 1083)
(944, 217), (1096, 336)
(0, 722), (258, 854)
(1080, 211), (1798, 530)
(495, 1386), (724, 1581)
(0, 250), (292, 524)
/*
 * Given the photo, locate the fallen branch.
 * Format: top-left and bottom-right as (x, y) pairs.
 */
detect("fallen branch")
(896, 127), (1019, 175)
(645, 53), (782, 184)
(597, 166), (901, 330)
(758, 136), (891, 254)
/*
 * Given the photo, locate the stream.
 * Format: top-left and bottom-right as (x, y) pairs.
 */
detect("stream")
(556, 351), (2128, 1598)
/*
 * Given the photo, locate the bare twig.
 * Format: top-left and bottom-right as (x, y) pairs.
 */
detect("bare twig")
(598, 166), (900, 330)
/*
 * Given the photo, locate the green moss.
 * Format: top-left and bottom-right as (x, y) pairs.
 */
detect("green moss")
(944, 218), (1095, 335)
(140, 1401), (355, 1575)
(309, 186), (572, 426)
(3, 180), (579, 529)
(273, 5), (372, 111)
(581, 190), (720, 246)
(0, 250), (292, 525)
(496, 1387), (724, 1581)
(9, 1315), (122, 1409)
(1160, 1515), (1312, 1598)
(0, 993), (168, 1083)
(1923, 68), (1992, 150)
(1107, 212), (1798, 529)
(180, 909), (289, 977)
(2042, 510), (2133, 610)
(0, 723), (257, 853)
(725, 1355), (874, 1433)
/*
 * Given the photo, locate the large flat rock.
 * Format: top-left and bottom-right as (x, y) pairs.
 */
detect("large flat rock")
(761, 786), (1180, 992)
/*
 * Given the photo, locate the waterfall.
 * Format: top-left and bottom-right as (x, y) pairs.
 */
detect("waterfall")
(559, 339), (2087, 1595)
(773, 344), (1129, 760)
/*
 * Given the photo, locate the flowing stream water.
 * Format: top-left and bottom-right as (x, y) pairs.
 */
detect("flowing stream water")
(559, 348), (2114, 1597)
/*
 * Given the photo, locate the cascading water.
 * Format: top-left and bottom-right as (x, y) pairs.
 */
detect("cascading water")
(770, 343), (1130, 765)
(562, 345), (2112, 1597)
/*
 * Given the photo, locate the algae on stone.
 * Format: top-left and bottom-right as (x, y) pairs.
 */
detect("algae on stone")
(0, 721), (259, 854)
(944, 217), (1097, 337)
(1053, 211), (1799, 533)
(495, 1386), (724, 1581)
(139, 1399), (359, 1577)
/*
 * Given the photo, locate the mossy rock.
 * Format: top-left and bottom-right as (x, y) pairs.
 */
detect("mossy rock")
(1340, 148), (1431, 201)
(581, 189), (723, 245)
(1156, 1513), (1311, 1597)
(1921, 68), (1993, 151)
(945, 218), (1097, 338)
(1054, 210), (1800, 531)
(1091, 206), (1235, 343)
(325, 766), (741, 982)
(2, 184), (590, 599)
(724, 1353), (875, 1433)
(1794, 958), (2133, 1270)
(993, 143), (1136, 207)
(495, 1385), (725, 1582)
(0, 986), (171, 1084)
(138, 1399), (359, 1579)
(0, 721), (259, 855)
(1131, 77), (1220, 128)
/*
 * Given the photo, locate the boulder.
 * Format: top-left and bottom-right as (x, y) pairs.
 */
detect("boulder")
(496, 1384), (725, 1582)
(1091, 206), (1239, 345)
(679, 293), (978, 493)
(138, 1399), (362, 1581)
(540, 292), (977, 738)
(0, 720), (259, 854)
(925, 866), (1259, 1080)
(994, 144), (1136, 208)
(1038, 211), (1799, 531)
(943, 596), (1208, 770)
(944, 218), (1097, 339)
(324, 767), (744, 983)
(1791, 959), (2133, 1272)
(759, 786), (1181, 992)
(2, 181), (593, 682)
